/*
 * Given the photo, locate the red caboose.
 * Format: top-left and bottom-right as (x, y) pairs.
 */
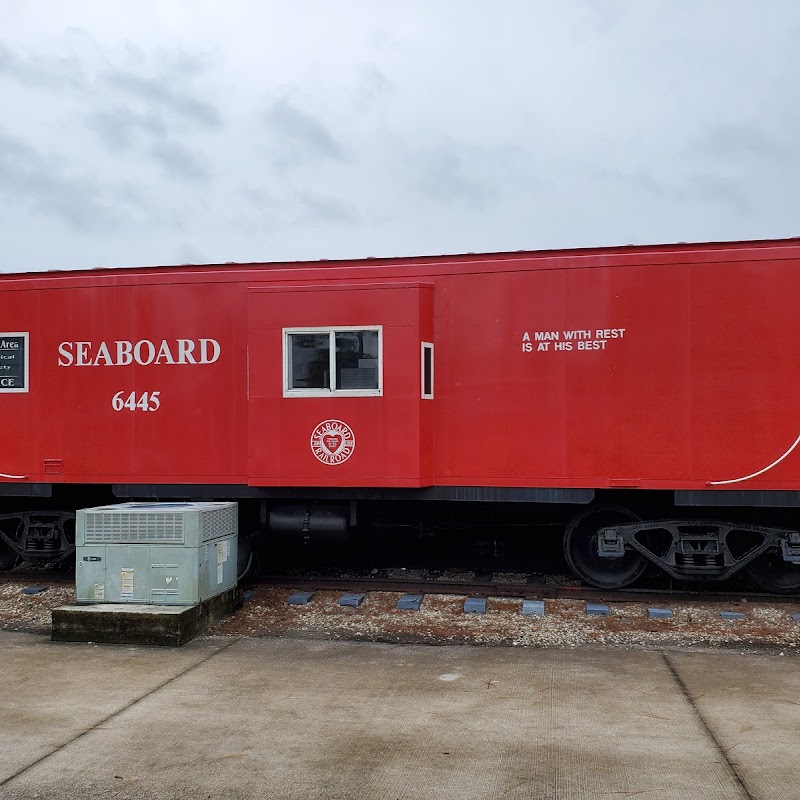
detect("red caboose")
(3, 238), (800, 591)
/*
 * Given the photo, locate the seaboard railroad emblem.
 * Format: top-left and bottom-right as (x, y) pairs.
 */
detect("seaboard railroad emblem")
(311, 419), (356, 465)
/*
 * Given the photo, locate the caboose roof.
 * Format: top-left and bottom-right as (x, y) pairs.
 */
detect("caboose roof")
(2, 236), (800, 288)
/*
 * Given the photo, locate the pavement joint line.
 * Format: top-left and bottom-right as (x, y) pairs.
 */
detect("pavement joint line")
(661, 651), (756, 800)
(0, 636), (240, 789)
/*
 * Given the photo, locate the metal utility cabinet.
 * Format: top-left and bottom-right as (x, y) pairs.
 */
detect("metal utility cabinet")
(75, 502), (238, 605)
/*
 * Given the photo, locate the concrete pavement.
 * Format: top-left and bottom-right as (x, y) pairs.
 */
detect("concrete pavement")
(0, 631), (797, 799)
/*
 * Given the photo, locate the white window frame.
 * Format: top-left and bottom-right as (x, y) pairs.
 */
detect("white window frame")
(421, 342), (434, 399)
(0, 332), (29, 394)
(283, 325), (383, 398)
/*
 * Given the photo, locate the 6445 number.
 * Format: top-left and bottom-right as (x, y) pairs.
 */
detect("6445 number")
(112, 391), (161, 412)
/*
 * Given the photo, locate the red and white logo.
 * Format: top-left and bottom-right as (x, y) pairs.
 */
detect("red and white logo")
(310, 419), (356, 465)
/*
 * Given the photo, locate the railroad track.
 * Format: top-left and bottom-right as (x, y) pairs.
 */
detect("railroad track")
(254, 573), (796, 605)
(4, 568), (796, 605)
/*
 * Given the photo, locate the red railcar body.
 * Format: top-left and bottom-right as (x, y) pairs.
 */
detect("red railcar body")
(2, 237), (800, 492)
(3, 238), (800, 589)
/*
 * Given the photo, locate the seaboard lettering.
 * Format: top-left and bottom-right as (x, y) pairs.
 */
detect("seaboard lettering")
(57, 339), (221, 367)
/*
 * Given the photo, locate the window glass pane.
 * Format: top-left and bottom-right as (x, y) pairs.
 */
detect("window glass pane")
(335, 330), (379, 390)
(423, 344), (433, 397)
(289, 333), (330, 389)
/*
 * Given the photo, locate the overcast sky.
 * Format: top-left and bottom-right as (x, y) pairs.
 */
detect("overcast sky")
(1, 1), (799, 272)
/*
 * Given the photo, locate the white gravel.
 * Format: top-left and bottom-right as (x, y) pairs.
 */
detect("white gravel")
(2, 575), (799, 653)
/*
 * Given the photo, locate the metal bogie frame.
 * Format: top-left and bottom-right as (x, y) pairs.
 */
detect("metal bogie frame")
(0, 511), (76, 565)
(596, 519), (800, 581)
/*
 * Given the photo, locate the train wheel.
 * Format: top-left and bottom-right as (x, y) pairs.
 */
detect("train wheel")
(564, 505), (648, 589)
(745, 551), (800, 595)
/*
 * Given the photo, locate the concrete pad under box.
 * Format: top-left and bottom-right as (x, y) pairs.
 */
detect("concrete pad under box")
(51, 587), (242, 646)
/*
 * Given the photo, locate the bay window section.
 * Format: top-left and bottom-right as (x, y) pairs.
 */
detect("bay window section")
(284, 327), (382, 396)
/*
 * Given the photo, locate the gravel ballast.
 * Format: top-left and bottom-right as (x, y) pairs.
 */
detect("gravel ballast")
(3, 577), (800, 652)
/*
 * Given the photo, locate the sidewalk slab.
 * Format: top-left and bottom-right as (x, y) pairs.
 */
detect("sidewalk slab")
(668, 651), (800, 800)
(0, 631), (227, 785)
(0, 633), (752, 799)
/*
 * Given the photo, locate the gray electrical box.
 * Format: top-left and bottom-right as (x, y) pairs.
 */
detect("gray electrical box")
(75, 502), (238, 605)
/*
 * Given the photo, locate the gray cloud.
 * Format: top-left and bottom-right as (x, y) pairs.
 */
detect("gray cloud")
(88, 107), (167, 151)
(0, 132), (118, 230)
(106, 70), (222, 128)
(575, 0), (625, 36)
(234, 187), (355, 233)
(86, 107), (210, 184)
(689, 123), (788, 161)
(150, 140), (209, 182)
(0, 41), (84, 89)
(265, 98), (346, 165)
(296, 192), (357, 225)
(412, 147), (497, 210)
(686, 174), (751, 214)
(87, 66), (216, 182)
(355, 65), (394, 109)
(595, 163), (670, 198)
